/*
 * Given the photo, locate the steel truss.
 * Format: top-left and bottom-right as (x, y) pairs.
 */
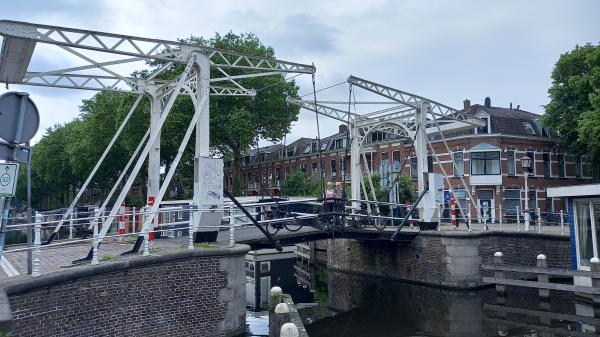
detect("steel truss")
(288, 75), (485, 228)
(0, 20), (316, 253)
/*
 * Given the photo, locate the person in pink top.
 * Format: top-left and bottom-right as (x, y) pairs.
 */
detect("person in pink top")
(324, 181), (335, 212)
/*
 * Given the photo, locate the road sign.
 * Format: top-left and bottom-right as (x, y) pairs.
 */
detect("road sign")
(0, 92), (39, 144)
(0, 163), (18, 197)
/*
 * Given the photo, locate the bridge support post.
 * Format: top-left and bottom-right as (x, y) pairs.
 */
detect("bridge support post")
(188, 204), (197, 250)
(537, 207), (542, 234)
(147, 89), (161, 234)
(91, 208), (100, 265)
(68, 213), (73, 240)
(32, 212), (42, 277)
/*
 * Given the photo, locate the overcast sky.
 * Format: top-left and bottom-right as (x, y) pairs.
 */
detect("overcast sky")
(1, 0), (599, 145)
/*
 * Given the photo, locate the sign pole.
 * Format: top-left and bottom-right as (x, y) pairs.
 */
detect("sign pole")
(0, 196), (11, 257)
(27, 142), (33, 274)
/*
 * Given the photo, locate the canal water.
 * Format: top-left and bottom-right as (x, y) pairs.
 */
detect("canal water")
(246, 251), (600, 337)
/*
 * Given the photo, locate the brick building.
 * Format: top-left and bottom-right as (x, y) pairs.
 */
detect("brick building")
(224, 97), (594, 220)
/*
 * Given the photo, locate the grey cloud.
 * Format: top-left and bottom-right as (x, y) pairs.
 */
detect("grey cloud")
(268, 14), (339, 55)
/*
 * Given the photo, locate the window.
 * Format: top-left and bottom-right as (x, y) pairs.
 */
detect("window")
(427, 155), (433, 173)
(311, 162), (318, 175)
(522, 122), (537, 136)
(503, 189), (521, 216)
(575, 200), (595, 268)
(287, 149), (294, 157)
(260, 261), (270, 273)
(528, 190), (537, 210)
(558, 154), (565, 178)
(393, 151), (401, 171)
(365, 153), (373, 171)
(576, 156), (583, 178)
(471, 151), (500, 175)
(340, 158), (344, 176)
(300, 163), (306, 173)
(331, 159), (337, 176)
(543, 153), (551, 177)
(507, 150), (516, 176)
(453, 152), (464, 177)
(476, 117), (490, 134)
(452, 189), (467, 214)
(410, 157), (418, 180)
(311, 143), (318, 152)
(382, 152), (389, 166)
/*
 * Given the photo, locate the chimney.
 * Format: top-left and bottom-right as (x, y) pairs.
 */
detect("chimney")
(510, 102), (513, 110)
(463, 99), (471, 111)
(339, 124), (348, 134)
(484, 97), (491, 108)
(516, 105), (520, 110)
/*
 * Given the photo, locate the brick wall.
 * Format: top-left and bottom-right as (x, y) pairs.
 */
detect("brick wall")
(1, 246), (249, 337)
(327, 232), (571, 288)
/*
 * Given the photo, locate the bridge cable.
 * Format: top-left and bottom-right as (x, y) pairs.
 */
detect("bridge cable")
(311, 74), (326, 195)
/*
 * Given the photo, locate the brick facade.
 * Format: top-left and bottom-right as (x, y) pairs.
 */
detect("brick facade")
(327, 232), (571, 288)
(1, 247), (249, 337)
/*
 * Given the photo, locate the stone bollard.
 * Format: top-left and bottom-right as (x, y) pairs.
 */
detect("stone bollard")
(590, 257), (600, 307)
(280, 323), (299, 337)
(269, 303), (290, 337)
(269, 286), (283, 311)
(494, 252), (505, 294)
(537, 254), (549, 300)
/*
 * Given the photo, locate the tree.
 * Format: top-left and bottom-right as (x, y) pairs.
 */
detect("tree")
(542, 43), (600, 164)
(281, 170), (321, 197)
(148, 32), (301, 196)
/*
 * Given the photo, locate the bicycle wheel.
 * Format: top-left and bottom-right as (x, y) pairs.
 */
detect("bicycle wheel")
(351, 212), (368, 229)
(284, 212), (303, 232)
(369, 210), (386, 230)
(265, 223), (280, 235)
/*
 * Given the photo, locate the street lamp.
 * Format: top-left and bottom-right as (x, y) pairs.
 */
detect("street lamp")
(520, 155), (532, 230)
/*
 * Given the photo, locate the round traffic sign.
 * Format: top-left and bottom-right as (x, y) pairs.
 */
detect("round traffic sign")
(0, 91), (40, 144)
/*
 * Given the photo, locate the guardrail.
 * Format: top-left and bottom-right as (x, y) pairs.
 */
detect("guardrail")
(483, 252), (600, 303)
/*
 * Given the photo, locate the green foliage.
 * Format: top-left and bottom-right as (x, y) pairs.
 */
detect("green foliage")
(281, 170), (321, 197)
(542, 43), (600, 163)
(394, 174), (417, 203)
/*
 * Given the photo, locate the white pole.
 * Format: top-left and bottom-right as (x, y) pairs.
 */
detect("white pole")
(132, 206), (136, 234)
(537, 207), (542, 234)
(483, 204), (488, 231)
(524, 172), (530, 231)
(68, 212), (73, 240)
(560, 209), (565, 236)
(188, 205), (196, 250)
(436, 203), (441, 232)
(229, 220), (235, 248)
(143, 206), (150, 256)
(32, 212), (42, 277)
(91, 208), (100, 265)
(498, 203), (503, 231)
(467, 203), (472, 232)
(516, 206), (521, 232)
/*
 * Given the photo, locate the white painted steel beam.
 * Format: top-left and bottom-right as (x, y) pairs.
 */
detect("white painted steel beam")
(0, 20), (316, 75)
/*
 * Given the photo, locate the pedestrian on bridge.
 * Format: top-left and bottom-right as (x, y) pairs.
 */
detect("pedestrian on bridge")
(324, 182), (335, 212)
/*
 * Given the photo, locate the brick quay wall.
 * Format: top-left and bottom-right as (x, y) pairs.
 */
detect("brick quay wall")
(327, 231), (571, 288)
(0, 245), (250, 337)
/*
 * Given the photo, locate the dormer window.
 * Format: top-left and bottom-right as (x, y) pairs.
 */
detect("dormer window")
(522, 122), (537, 136)
(475, 116), (491, 134)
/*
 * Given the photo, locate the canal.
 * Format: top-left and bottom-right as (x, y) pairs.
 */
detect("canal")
(246, 247), (600, 337)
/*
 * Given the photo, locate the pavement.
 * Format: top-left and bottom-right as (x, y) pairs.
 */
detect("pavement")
(0, 221), (569, 281)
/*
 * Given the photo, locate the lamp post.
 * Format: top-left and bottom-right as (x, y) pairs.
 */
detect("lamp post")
(521, 155), (532, 231)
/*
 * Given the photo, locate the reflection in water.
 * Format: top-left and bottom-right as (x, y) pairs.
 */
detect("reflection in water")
(245, 246), (600, 336)
(304, 269), (600, 337)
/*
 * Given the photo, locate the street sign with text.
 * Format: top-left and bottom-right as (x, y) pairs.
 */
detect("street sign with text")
(0, 163), (18, 197)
